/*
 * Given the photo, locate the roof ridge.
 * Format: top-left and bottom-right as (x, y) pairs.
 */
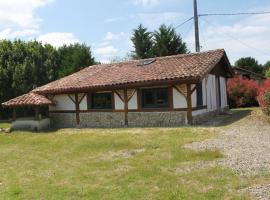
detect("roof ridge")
(86, 48), (225, 68)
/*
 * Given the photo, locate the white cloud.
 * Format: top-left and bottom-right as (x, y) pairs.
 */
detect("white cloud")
(133, 12), (186, 29)
(0, 0), (54, 39)
(104, 32), (128, 41)
(133, 0), (160, 6)
(185, 14), (270, 64)
(0, 0), (54, 29)
(0, 28), (40, 39)
(95, 46), (119, 56)
(37, 32), (80, 47)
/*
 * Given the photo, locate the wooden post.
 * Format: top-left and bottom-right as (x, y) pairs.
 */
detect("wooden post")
(75, 93), (80, 125)
(12, 108), (16, 121)
(34, 107), (39, 120)
(187, 84), (193, 125)
(124, 88), (128, 126)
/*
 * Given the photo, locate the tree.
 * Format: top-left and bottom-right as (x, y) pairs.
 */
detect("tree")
(153, 24), (188, 57)
(131, 24), (154, 59)
(235, 57), (263, 75)
(58, 43), (96, 78)
(263, 61), (270, 77)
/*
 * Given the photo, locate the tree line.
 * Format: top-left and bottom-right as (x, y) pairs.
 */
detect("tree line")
(0, 40), (96, 119)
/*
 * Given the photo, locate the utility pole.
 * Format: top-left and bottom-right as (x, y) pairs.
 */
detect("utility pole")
(193, 0), (200, 52)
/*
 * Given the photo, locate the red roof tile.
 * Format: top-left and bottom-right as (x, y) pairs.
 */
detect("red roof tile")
(33, 49), (231, 94)
(2, 92), (53, 107)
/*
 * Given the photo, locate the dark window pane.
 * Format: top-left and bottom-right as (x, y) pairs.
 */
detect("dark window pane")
(91, 92), (112, 109)
(196, 83), (203, 106)
(141, 88), (169, 108)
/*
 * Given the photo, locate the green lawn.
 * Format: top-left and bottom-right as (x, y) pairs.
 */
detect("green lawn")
(0, 122), (10, 129)
(0, 126), (255, 199)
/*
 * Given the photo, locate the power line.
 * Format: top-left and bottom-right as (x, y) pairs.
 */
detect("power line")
(199, 11), (270, 17)
(175, 17), (194, 29)
(201, 17), (270, 57)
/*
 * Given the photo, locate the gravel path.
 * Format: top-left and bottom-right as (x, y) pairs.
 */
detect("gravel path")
(185, 109), (270, 199)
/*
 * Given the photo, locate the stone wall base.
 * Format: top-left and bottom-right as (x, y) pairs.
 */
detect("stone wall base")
(128, 112), (186, 127)
(50, 111), (186, 128)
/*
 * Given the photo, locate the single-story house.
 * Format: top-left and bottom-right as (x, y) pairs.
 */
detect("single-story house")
(2, 49), (233, 129)
(233, 66), (265, 85)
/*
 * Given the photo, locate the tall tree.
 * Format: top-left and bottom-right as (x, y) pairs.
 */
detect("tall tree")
(58, 43), (96, 78)
(131, 24), (154, 59)
(153, 24), (188, 57)
(264, 61), (270, 78)
(235, 57), (263, 75)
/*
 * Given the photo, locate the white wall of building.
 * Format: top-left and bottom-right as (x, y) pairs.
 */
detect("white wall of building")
(128, 91), (138, 110)
(114, 92), (124, 110)
(219, 77), (228, 109)
(191, 84), (197, 108)
(80, 95), (87, 110)
(50, 94), (75, 111)
(173, 87), (187, 108)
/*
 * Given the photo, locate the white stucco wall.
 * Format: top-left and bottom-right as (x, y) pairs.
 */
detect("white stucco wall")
(114, 92), (124, 110)
(50, 94), (75, 111)
(219, 77), (228, 109)
(173, 88), (187, 108)
(191, 84), (197, 108)
(80, 95), (87, 110)
(206, 74), (217, 111)
(128, 91), (138, 110)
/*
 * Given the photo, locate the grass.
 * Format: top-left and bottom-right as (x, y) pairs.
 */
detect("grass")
(0, 122), (10, 129)
(0, 126), (258, 200)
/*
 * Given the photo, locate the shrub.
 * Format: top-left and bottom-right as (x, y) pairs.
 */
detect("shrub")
(227, 76), (258, 108)
(257, 79), (270, 115)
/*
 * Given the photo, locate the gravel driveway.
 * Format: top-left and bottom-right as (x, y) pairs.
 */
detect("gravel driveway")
(185, 109), (270, 200)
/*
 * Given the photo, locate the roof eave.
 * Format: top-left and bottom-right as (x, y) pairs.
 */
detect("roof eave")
(36, 77), (200, 95)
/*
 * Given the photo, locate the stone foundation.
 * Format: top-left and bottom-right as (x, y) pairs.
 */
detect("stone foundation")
(79, 112), (125, 128)
(128, 111), (186, 127)
(50, 111), (186, 128)
(50, 113), (76, 128)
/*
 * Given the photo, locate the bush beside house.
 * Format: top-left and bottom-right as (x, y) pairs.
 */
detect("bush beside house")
(227, 76), (258, 108)
(257, 79), (270, 116)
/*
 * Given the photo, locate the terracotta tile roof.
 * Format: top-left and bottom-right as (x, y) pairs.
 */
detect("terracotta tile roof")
(2, 92), (53, 107)
(32, 49), (231, 94)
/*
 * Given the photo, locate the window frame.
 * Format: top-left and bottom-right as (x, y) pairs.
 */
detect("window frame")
(140, 87), (170, 109)
(87, 91), (114, 110)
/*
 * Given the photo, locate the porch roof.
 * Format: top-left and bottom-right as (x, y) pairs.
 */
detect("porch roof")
(2, 92), (53, 107)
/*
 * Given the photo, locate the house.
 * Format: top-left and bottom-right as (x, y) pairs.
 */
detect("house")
(233, 66), (265, 85)
(2, 49), (233, 129)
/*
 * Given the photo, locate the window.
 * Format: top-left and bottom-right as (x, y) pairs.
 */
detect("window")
(88, 92), (113, 109)
(141, 87), (169, 108)
(196, 82), (203, 107)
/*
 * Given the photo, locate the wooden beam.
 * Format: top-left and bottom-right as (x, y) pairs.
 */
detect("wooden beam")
(191, 84), (197, 94)
(12, 108), (16, 121)
(124, 88), (128, 126)
(75, 93), (80, 125)
(68, 94), (76, 104)
(34, 107), (39, 120)
(169, 86), (174, 110)
(187, 84), (193, 125)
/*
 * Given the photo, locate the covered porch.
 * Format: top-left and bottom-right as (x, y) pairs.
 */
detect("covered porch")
(2, 92), (53, 131)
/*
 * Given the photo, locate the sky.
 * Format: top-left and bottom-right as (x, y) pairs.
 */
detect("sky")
(0, 0), (270, 64)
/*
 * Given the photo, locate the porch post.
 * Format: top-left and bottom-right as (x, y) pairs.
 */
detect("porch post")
(34, 107), (39, 120)
(187, 84), (193, 125)
(124, 88), (128, 126)
(12, 108), (16, 121)
(75, 93), (80, 125)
